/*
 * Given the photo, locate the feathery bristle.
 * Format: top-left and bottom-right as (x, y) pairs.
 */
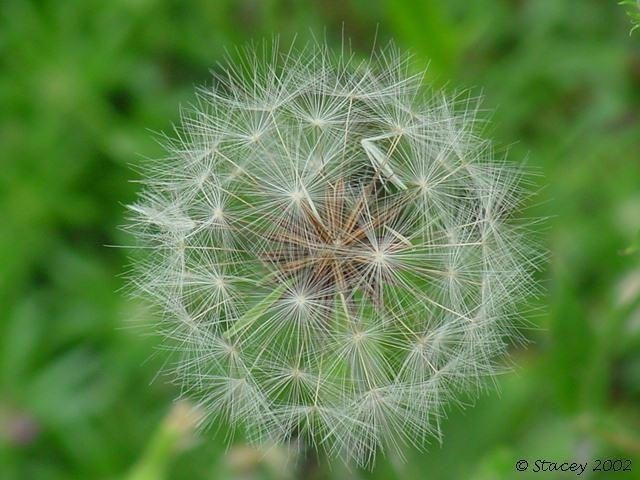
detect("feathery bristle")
(125, 40), (539, 468)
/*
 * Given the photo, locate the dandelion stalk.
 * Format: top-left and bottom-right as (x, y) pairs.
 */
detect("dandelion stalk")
(126, 40), (539, 468)
(126, 402), (201, 480)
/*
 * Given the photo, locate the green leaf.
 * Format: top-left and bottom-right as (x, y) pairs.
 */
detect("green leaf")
(223, 283), (288, 338)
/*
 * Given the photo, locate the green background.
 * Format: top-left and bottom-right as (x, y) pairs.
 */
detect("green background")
(1, 1), (639, 479)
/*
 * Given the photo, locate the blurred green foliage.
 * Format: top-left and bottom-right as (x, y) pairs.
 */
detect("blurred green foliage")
(1, 1), (639, 479)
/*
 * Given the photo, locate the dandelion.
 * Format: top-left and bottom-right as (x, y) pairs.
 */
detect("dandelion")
(126, 40), (539, 468)
(620, 0), (640, 33)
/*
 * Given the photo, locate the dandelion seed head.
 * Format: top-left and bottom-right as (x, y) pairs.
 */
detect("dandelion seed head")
(126, 40), (539, 468)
